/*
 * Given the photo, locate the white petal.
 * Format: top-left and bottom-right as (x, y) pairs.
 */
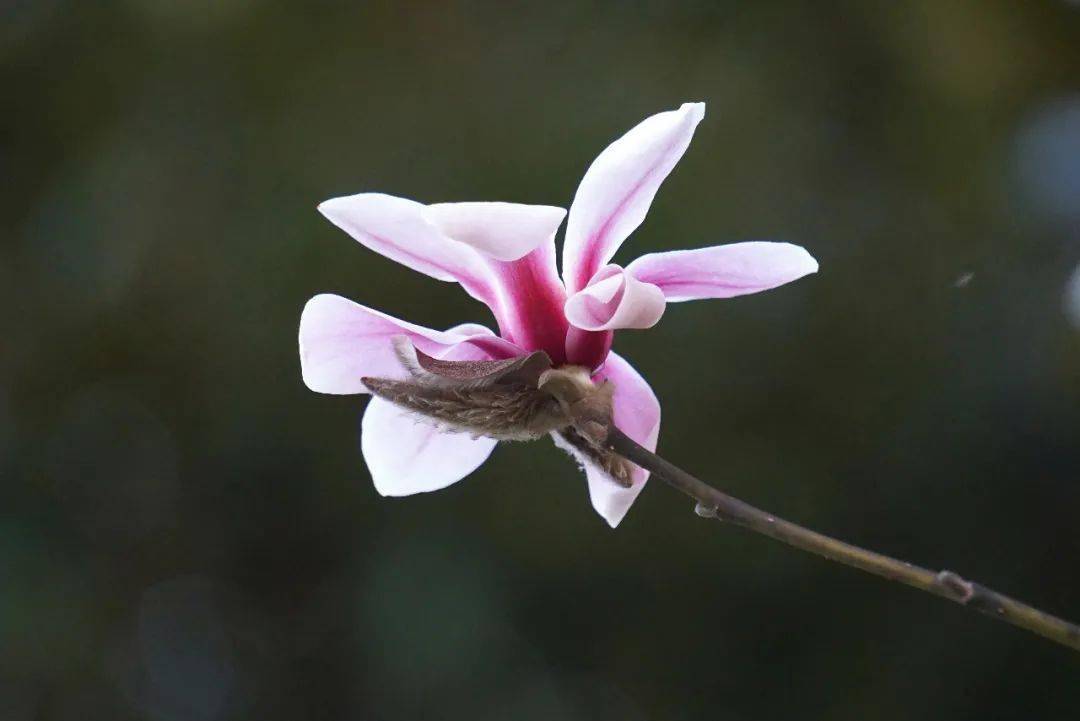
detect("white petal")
(361, 396), (497, 496)
(563, 103), (706, 294)
(423, 202), (566, 261)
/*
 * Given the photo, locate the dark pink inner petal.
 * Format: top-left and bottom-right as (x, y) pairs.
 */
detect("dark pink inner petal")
(485, 241), (569, 364)
(565, 326), (613, 371)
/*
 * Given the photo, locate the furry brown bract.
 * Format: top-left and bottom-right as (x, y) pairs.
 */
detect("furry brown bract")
(360, 376), (568, 442)
(361, 337), (635, 485)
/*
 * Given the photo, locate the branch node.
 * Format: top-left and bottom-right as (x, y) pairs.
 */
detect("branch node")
(936, 570), (975, 603)
(693, 502), (719, 519)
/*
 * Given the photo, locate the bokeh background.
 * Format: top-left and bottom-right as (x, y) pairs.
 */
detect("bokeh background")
(3, 1), (1080, 719)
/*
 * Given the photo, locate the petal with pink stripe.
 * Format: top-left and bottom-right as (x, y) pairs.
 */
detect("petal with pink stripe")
(425, 202), (570, 362)
(627, 242), (818, 302)
(563, 103), (706, 294)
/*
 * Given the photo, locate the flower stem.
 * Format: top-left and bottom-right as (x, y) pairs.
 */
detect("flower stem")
(605, 427), (1080, 652)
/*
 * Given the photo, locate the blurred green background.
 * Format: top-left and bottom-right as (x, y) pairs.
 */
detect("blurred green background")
(3, 1), (1080, 718)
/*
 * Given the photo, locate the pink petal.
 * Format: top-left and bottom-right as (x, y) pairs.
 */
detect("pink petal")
(552, 352), (660, 527)
(562, 103), (706, 294)
(317, 193), (495, 304)
(423, 202), (566, 261)
(484, 242), (570, 362)
(298, 294), (521, 394)
(425, 202), (570, 362)
(361, 397), (497, 496)
(627, 242), (818, 302)
(564, 325), (613, 371)
(563, 265), (666, 332)
(319, 195), (571, 359)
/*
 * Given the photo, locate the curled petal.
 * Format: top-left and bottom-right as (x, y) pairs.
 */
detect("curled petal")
(627, 242), (819, 302)
(423, 202), (566, 261)
(563, 102), (706, 294)
(361, 397), (497, 496)
(553, 352), (660, 527)
(299, 294), (521, 394)
(563, 266), (666, 332)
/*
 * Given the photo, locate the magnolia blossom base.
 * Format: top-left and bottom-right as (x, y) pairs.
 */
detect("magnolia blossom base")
(299, 102), (817, 526)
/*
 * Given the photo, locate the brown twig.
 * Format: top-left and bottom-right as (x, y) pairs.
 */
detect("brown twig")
(606, 426), (1080, 652)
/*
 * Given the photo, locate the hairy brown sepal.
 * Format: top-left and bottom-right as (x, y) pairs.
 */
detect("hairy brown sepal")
(392, 336), (552, 389)
(366, 338), (624, 471)
(362, 376), (569, 441)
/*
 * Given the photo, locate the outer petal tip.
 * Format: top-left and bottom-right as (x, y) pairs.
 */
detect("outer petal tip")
(550, 431), (642, 528)
(298, 293), (363, 394)
(799, 246), (820, 276)
(777, 242), (819, 283)
(772, 241), (819, 277)
(316, 194), (364, 223)
(681, 101), (706, 121)
(315, 197), (346, 228)
(589, 475), (646, 528)
(552, 352), (660, 528)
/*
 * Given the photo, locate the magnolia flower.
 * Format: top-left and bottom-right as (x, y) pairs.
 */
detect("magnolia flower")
(299, 102), (818, 527)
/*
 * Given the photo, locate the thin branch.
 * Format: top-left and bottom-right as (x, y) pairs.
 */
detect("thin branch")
(605, 427), (1080, 653)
